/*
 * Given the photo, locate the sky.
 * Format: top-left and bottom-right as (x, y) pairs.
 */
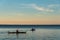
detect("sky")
(0, 0), (60, 24)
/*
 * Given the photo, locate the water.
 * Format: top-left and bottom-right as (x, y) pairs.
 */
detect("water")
(0, 25), (60, 40)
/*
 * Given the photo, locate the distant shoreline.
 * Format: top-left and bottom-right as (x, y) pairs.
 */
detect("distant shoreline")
(0, 25), (60, 29)
(0, 24), (60, 26)
(0, 23), (60, 26)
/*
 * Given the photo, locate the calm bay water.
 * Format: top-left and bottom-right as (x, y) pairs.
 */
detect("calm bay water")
(0, 25), (60, 40)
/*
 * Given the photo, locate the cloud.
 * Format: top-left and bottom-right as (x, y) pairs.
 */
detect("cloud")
(32, 4), (54, 12)
(19, 4), (34, 8)
(19, 4), (54, 12)
(48, 4), (60, 12)
(48, 4), (60, 8)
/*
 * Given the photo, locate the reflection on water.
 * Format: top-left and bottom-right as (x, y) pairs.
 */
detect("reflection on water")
(0, 28), (60, 40)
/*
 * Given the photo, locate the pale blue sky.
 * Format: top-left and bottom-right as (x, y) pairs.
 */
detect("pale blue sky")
(0, 0), (60, 24)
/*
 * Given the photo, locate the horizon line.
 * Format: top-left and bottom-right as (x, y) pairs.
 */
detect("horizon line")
(0, 24), (60, 25)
